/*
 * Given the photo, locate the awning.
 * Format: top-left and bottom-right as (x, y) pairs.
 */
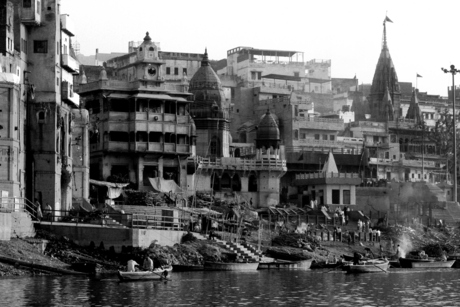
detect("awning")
(148, 177), (182, 193)
(262, 74), (301, 82)
(130, 93), (187, 102)
(89, 179), (129, 188)
(89, 179), (129, 199)
(107, 93), (130, 99)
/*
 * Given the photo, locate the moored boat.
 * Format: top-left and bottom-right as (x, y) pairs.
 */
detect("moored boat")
(409, 259), (455, 268)
(345, 259), (389, 273)
(447, 254), (460, 268)
(399, 257), (434, 268)
(204, 261), (259, 271)
(258, 259), (312, 270)
(117, 266), (172, 281)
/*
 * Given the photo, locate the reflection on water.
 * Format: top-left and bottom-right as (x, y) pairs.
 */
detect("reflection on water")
(1, 269), (460, 306)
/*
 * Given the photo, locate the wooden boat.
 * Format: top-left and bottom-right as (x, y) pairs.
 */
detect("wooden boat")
(399, 257), (434, 268)
(406, 259), (455, 269)
(258, 259), (312, 270)
(345, 259), (389, 273)
(447, 254), (460, 268)
(117, 266), (172, 281)
(172, 264), (204, 271)
(204, 261), (259, 271)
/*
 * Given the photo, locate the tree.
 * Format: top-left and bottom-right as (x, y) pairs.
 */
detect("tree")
(432, 108), (460, 176)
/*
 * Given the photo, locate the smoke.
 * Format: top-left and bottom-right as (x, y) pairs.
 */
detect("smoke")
(397, 233), (413, 258)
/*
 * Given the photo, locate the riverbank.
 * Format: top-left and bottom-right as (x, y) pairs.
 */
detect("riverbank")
(0, 223), (458, 277)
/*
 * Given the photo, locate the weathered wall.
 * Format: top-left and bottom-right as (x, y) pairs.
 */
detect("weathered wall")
(355, 187), (390, 213)
(0, 212), (11, 240)
(10, 211), (35, 238)
(38, 224), (185, 252)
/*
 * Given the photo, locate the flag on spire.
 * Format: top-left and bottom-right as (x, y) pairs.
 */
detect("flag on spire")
(417, 73), (423, 78)
(385, 16), (393, 23)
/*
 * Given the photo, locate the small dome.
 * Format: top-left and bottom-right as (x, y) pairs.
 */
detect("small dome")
(143, 31), (152, 42)
(257, 110), (280, 141)
(98, 67), (108, 81)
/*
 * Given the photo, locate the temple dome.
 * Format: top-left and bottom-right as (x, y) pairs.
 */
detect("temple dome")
(189, 49), (225, 106)
(257, 110), (280, 141)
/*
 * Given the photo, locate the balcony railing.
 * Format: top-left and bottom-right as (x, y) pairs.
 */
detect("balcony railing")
(295, 172), (360, 180)
(191, 157), (287, 171)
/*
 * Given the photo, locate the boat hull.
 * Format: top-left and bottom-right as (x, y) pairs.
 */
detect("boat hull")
(118, 267), (172, 281)
(345, 260), (389, 273)
(258, 259), (312, 270)
(204, 261), (259, 271)
(399, 257), (434, 268)
(410, 260), (455, 268)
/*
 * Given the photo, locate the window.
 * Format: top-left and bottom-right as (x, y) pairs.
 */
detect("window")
(330, 135), (335, 141)
(332, 189), (340, 204)
(166, 67), (171, 75)
(301, 133), (306, 139)
(34, 40), (48, 53)
(23, 0), (31, 8)
(174, 67), (179, 75)
(149, 47), (154, 51)
(343, 190), (350, 205)
(294, 72), (299, 77)
(322, 134), (328, 140)
(143, 166), (158, 186)
(314, 134), (320, 140)
(57, 41), (59, 54)
(373, 136), (379, 143)
(57, 77), (59, 86)
(183, 68), (187, 76)
(294, 130), (299, 139)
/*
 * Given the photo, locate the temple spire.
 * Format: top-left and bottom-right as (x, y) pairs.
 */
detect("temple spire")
(382, 15), (393, 50)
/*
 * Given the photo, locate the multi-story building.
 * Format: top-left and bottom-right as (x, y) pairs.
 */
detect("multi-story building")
(78, 32), (194, 193)
(0, 0), (87, 212)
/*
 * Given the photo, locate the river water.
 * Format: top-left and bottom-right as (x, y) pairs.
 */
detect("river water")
(1, 269), (459, 306)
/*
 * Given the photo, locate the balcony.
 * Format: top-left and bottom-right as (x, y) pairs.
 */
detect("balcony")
(20, 0), (41, 26)
(61, 81), (80, 106)
(60, 14), (75, 36)
(61, 54), (79, 74)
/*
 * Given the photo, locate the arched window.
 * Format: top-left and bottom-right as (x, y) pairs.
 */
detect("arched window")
(149, 47), (154, 51)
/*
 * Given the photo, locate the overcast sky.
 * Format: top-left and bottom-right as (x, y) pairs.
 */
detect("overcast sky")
(61, 0), (460, 96)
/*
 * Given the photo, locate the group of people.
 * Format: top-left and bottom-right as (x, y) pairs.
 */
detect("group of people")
(35, 199), (53, 221)
(127, 254), (170, 272)
(333, 207), (350, 225)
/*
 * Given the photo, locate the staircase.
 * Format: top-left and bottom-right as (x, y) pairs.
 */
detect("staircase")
(216, 240), (262, 262)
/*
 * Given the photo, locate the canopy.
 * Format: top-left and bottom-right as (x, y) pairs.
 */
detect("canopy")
(89, 179), (129, 199)
(148, 177), (182, 193)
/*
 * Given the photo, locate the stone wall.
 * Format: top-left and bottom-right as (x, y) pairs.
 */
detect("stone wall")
(0, 212), (11, 241)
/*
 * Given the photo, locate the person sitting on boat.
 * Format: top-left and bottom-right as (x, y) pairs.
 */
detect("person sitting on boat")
(127, 259), (139, 272)
(419, 250), (428, 259)
(143, 254), (154, 271)
(440, 250), (447, 261)
(353, 252), (363, 265)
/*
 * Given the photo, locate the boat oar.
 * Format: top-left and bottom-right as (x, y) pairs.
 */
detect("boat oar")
(371, 262), (388, 273)
(149, 269), (172, 281)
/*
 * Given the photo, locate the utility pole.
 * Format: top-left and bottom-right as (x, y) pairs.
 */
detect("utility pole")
(442, 65), (459, 202)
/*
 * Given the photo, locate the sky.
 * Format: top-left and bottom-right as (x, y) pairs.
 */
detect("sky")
(61, 0), (460, 96)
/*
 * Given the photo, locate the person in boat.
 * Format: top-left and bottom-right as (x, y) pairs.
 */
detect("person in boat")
(419, 250), (428, 259)
(353, 252), (363, 265)
(440, 250), (447, 261)
(127, 259), (139, 272)
(143, 254), (154, 271)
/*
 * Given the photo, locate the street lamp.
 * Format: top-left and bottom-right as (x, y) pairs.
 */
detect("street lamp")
(442, 65), (459, 202)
